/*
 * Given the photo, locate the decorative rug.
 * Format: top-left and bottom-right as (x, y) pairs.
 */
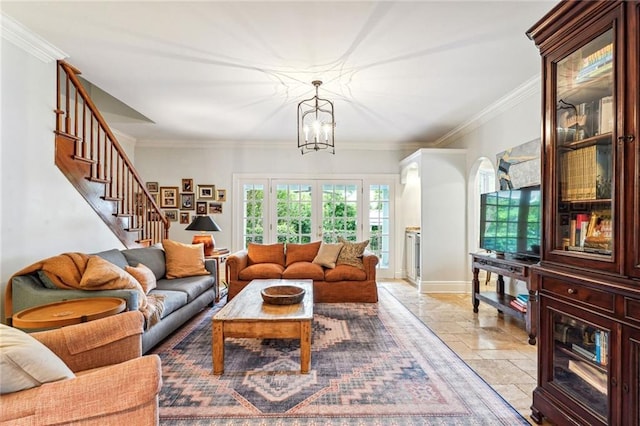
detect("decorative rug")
(152, 288), (529, 425)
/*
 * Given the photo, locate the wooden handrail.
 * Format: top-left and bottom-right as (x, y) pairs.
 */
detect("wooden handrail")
(56, 60), (169, 246)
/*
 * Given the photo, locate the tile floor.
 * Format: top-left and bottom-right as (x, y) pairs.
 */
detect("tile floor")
(380, 279), (542, 424)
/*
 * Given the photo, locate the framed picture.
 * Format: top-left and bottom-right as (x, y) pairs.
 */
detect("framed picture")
(146, 181), (159, 193)
(180, 212), (190, 224)
(148, 211), (162, 221)
(181, 178), (194, 193)
(209, 201), (223, 214)
(164, 210), (178, 222)
(150, 193), (160, 206)
(160, 187), (179, 208)
(180, 193), (195, 210)
(196, 201), (208, 215)
(198, 184), (216, 200)
(216, 189), (227, 202)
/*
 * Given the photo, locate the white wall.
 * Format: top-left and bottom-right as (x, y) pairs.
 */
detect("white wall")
(1, 36), (124, 321)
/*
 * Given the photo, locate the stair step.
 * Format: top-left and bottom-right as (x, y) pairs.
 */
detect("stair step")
(87, 176), (111, 184)
(102, 196), (123, 202)
(137, 239), (153, 247)
(73, 155), (96, 165)
(55, 130), (82, 141)
(114, 213), (133, 218)
(125, 227), (143, 232)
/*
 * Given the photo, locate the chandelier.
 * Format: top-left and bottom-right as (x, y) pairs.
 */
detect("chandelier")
(297, 80), (335, 154)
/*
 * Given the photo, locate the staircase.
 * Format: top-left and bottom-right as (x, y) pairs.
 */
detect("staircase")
(54, 60), (168, 247)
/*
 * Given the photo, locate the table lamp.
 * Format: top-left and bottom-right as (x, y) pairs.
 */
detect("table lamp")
(185, 215), (221, 256)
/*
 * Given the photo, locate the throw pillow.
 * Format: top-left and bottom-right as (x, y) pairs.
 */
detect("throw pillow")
(162, 239), (209, 279)
(0, 324), (75, 394)
(336, 237), (369, 270)
(285, 241), (321, 266)
(312, 242), (344, 269)
(247, 243), (285, 266)
(125, 263), (157, 294)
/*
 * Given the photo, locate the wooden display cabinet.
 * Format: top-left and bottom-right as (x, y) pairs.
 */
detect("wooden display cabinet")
(527, 1), (640, 424)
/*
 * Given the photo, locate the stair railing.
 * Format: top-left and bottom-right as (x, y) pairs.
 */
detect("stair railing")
(55, 60), (168, 246)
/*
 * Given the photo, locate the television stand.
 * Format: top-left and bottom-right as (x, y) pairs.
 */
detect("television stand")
(470, 252), (538, 345)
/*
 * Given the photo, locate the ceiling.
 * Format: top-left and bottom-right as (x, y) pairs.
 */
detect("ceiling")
(2, 1), (555, 149)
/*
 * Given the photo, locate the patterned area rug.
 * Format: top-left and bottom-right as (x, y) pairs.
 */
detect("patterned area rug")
(152, 288), (529, 425)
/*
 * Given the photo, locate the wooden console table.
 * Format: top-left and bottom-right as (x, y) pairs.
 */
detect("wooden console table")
(470, 252), (538, 345)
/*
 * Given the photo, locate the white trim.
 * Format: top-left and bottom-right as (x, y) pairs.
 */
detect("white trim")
(136, 138), (425, 151)
(1, 12), (67, 63)
(432, 75), (541, 147)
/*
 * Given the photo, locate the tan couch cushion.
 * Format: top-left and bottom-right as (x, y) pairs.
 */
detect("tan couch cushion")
(336, 238), (369, 270)
(285, 241), (321, 266)
(324, 264), (367, 281)
(248, 243), (285, 266)
(125, 263), (157, 294)
(162, 239), (209, 279)
(282, 262), (325, 280)
(312, 242), (343, 269)
(238, 263), (284, 280)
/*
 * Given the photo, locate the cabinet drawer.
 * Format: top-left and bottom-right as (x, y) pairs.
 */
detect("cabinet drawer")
(541, 278), (614, 312)
(625, 298), (640, 323)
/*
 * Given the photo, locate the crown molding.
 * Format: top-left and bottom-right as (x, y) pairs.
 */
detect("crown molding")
(432, 75), (541, 147)
(1, 12), (67, 63)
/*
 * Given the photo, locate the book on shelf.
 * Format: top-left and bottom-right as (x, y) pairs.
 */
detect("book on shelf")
(512, 298), (527, 308)
(516, 293), (528, 303)
(509, 299), (527, 313)
(571, 343), (597, 361)
(568, 359), (607, 394)
(599, 96), (614, 134)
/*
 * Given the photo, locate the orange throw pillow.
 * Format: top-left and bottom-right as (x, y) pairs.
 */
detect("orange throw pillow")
(125, 263), (157, 294)
(247, 243), (285, 266)
(162, 239), (209, 279)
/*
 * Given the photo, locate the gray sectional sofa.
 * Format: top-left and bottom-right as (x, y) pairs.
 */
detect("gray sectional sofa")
(7, 247), (218, 353)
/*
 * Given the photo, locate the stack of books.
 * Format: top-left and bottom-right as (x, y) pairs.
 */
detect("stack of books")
(509, 293), (528, 313)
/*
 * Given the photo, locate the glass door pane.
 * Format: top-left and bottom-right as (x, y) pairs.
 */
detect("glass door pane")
(369, 184), (390, 268)
(274, 183), (313, 243)
(555, 29), (614, 257)
(242, 184), (265, 245)
(321, 182), (360, 242)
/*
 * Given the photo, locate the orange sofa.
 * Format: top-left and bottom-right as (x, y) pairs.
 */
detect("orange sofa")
(226, 242), (378, 303)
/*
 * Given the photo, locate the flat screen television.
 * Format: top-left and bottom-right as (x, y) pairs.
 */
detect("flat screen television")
(479, 186), (541, 260)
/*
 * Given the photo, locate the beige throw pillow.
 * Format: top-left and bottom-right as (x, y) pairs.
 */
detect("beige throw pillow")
(125, 263), (157, 294)
(312, 242), (344, 269)
(336, 237), (369, 270)
(0, 324), (75, 394)
(162, 239), (209, 279)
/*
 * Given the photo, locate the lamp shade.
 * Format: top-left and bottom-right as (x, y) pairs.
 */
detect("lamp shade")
(185, 216), (221, 256)
(185, 215), (221, 232)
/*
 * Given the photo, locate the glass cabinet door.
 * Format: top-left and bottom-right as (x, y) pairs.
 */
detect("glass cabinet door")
(552, 312), (610, 422)
(554, 29), (615, 260)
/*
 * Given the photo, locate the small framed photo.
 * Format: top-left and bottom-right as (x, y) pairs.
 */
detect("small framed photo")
(160, 187), (179, 208)
(209, 201), (223, 214)
(164, 210), (178, 222)
(196, 201), (208, 215)
(198, 184), (216, 200)
(146, 181), (159, 193)
(181, 178), (194, 193)
(150, 193), (159, 206)
(180, 193), (195, 210)
(180, 212), (190, 224)
(217, 189), (227, 202)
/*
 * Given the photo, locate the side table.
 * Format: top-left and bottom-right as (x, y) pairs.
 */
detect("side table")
(206, 252), (229, 302)
(12, 297), (126, 329)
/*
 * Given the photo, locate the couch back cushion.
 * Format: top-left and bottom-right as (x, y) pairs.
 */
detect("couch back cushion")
(122, 248), (166, 279)
(285, 241), (321, 266)
(125, 263), (157, 294)
(93, 248), (129, 270)
(248, 243), (285, 266)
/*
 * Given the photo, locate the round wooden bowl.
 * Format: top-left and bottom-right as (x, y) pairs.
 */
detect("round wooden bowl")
(261, 285), (306, 305)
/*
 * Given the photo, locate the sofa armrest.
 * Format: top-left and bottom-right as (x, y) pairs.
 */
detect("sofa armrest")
(362, 251), (379, 280)
(31, 311), (144, 372)
(226, 250), (249, 282)
(35, 355), (162, 425)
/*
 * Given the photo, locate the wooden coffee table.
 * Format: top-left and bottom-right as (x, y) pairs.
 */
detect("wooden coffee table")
(12, 297), (126, 329)
(212, 279), (313, 375)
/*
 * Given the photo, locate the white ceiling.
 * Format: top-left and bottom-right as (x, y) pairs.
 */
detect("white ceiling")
(2, 1), (554, 149)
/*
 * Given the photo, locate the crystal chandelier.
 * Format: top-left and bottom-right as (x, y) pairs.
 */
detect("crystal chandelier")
(297, 80), (335, 154)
